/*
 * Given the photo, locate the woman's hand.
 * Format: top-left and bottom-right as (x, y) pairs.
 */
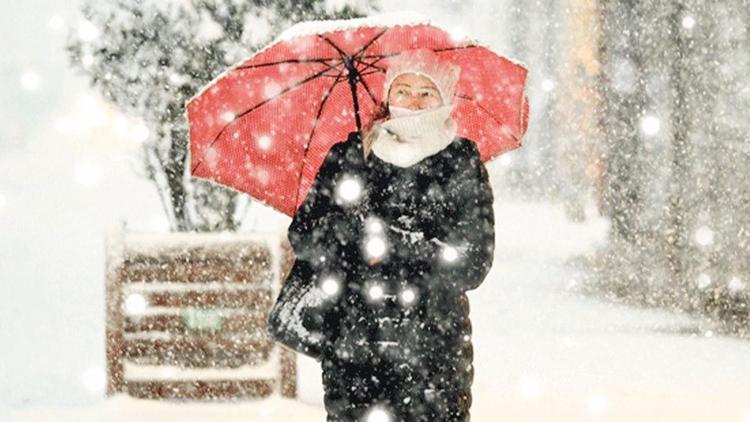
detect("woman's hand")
(367, 255), (383, 266)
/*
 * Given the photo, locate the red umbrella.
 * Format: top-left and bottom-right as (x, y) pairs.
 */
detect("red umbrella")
(187, 13), (529, 217)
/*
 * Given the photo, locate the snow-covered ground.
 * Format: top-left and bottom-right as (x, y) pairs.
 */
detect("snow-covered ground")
(7, 198), (750, 421)
(5, 1), (750, 420)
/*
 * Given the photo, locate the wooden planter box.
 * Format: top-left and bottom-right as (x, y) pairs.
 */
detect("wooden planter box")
(105, 222), (297, 400)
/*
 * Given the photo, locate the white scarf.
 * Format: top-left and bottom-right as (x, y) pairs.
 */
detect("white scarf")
(370, 105), (457, 168)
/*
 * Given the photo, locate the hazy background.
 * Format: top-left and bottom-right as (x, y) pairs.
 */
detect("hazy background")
(0, 0), (548, 407)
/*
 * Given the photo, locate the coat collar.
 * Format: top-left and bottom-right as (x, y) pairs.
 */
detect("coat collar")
(346, 131), (462, 168)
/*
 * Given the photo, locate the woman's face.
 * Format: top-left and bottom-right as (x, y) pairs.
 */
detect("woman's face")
(387, 73), (443, 110)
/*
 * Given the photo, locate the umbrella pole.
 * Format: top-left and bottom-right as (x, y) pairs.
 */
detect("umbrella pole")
(344, 57), (362, 133)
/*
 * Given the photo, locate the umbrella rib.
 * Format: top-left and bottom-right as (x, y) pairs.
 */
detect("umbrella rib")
(355, 52), (401, 62)
(455, 94), (519, 142)
(234, 57), (339, 71)
(357, 44), (480, 61)
(191, 60), (343, 173)
(433, 45), (480, 53)
(354, 69), (378, 105)
(317, 35), (348, 59)
(355, 58), (386, 73)
(321, 73), (349, 83)
(228, 28), (396, 72)
(317, 30), (390, 130)
(358, 70), (382, 77)
(352, 28), (389, 57)
(293, 66), (347, 208)
(306, 68), (346, 149)
(350, 30), (389, 71)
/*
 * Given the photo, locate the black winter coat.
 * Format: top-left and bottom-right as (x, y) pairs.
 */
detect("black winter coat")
(268, 131), (495, 421)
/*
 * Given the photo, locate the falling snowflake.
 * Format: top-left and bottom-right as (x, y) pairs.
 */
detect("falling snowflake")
(693, 225), (714, 246)
(320, 276), (341, 297)
(364, 404), (392, 422)
(124, 293), (147, 316)
(368, 283), (385, 301)
(365, 216), (385, 234)
(399, 286), (417, 305)
(728, 277), (745, 293)
(365, 236), (387, 260)
(256, 134), (272, 150)
(20, 71), (41, 91)
(682, 15), (696, 29)
(221, 111), (235, 123)
(440, 244), (460, 263)
(336, 175), (364, 203)
(696, 273), (712, 289)
(639, 115), (661, 136)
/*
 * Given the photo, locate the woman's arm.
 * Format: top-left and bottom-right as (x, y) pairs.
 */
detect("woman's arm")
(269, 140), (363, 361)
(287, 142), (363, 268)
(387, 140), (495, 293)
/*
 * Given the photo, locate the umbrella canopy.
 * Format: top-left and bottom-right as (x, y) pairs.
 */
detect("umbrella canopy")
(187, 12), (529, 217)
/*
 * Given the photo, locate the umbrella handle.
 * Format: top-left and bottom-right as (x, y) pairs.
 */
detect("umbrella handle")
(344, 56), (362, 133)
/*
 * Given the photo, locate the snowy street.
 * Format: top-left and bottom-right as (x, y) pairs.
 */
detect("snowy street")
(7, 199), (750, 421)
(469, 200), (750, 421)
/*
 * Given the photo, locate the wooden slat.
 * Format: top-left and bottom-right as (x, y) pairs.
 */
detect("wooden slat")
(106, 223), (126, 395)
(124, 314), (269, 334)
(123, 352), (270, 369)
(223, 313), (270, 332)
(124, 315), (184, 333)
(122, 263), (273, 284)
(124, 337), (273, 368)
(123, 242), (271, 266)
(123, 253), (270, 267)
(123, 244), (272, 283)
(106, 331), (124, 394)
(144, 289), (274, 308)
(280, 347), (296, 398)
(125, 330), (271, 343)
(124, 379), (274, 400)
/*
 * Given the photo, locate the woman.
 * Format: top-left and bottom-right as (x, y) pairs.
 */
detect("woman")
(268, 48), (495, 422)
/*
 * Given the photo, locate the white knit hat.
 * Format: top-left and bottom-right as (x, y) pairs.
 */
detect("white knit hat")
(382, 48), (461, 105)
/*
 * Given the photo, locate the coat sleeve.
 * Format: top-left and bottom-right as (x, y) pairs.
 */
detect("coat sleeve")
(388, 141), (495, 293)
(267, 140), (361, 361)
(286, 142), (362, 267)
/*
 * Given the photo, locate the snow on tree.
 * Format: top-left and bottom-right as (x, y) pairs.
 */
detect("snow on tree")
(585, 0), (750, 334)
(65, 0), (375, 232)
